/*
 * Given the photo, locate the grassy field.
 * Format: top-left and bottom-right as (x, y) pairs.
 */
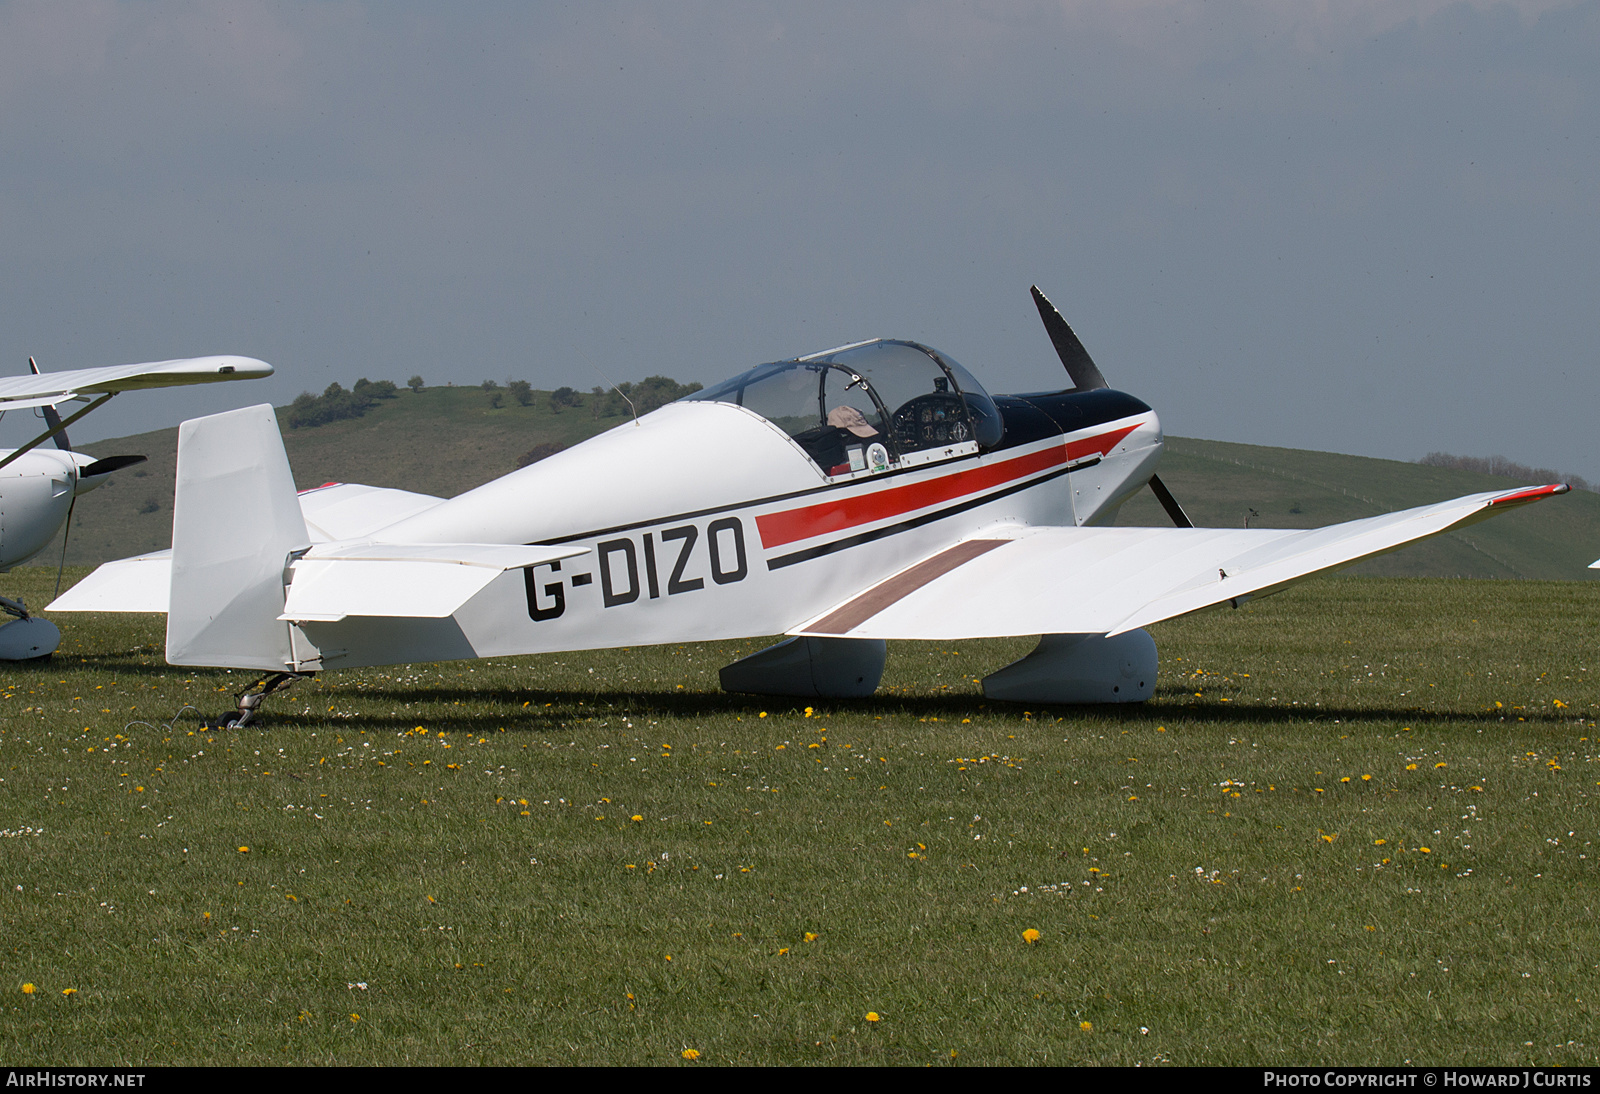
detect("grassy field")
(2, 567), (1597, 1065)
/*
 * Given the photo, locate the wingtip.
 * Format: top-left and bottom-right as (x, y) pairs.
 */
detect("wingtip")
(1487, 483), (1569, 506)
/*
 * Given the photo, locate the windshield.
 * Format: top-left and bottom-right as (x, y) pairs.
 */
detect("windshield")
(683, 339), (1002, 476)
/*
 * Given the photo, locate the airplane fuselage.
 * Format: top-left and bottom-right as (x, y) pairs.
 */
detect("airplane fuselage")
(291, 388), (1163, 669)
(0, 449), (112, 571)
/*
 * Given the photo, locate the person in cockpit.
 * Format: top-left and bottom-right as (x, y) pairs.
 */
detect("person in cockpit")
(794, 403), (882, 475)
(827, 404), (880, 443)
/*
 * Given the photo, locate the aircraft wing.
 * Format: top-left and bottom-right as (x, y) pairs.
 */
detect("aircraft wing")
(0, 356), (272, 408)
(791, 484), (1567, 640)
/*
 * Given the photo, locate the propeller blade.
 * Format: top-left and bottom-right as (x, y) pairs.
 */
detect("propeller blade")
(1030, 289), (1196, 528)
(29, 358), (71, 451)
(80, 454), (147, 478)
(1148, 473), (1193, 528)
(1030, 286), (1108, 391)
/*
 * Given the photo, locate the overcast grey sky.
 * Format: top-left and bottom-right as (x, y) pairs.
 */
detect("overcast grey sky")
(2, 1), (1595, 481)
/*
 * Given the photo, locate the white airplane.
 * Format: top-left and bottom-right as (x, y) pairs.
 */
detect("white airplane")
(52, 289), (1566, 724)
(1, 354), (272, 658)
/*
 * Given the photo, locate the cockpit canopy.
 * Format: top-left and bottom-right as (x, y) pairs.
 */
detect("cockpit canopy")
(682, 340), (1003, 477)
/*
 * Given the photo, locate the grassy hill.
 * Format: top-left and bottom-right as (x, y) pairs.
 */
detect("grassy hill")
(48, 385), (1600, 580)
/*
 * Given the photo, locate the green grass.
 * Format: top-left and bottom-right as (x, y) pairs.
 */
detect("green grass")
(2, 568), (1597, 1065)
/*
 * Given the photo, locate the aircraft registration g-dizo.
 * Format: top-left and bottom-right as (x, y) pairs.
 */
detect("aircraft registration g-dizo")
(1, 354), (271, 659)
(54, 289), (1566, 724)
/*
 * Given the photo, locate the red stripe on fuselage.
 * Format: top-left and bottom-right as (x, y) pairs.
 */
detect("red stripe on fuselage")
(755, 423), (1139, 550)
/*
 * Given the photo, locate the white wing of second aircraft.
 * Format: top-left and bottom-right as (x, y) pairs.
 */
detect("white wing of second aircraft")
(0, 356), (273, 408)
(792, 484), (1568, 641)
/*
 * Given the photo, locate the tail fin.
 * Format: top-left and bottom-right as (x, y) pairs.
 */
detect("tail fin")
(166, 404), (310, 670)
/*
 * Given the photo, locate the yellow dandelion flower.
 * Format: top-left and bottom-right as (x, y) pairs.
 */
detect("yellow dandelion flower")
(237, 846), (249, 853)
(350, 1013), (360, 1022)
(21, 983), (36, 994)
(865, 1012), (880, 1022)
(1406, 764), (1418, 771)
(62, 988), (77, 996)
(777, 948), (789, 955)
(682, 1048), (701, 1060)
(1022, 928), (1042, 944)
(631, 815), (643, 822)
(1361, 774), (1372, 781)
(804, 932), (819, 942)
(1080, 1021), (1093, 1032)
(1435, 762), (1447, 769)
(1420, 847), (1431, 854)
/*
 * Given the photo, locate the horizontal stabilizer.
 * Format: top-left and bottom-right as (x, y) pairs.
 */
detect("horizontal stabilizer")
(280, 543), (587, 622)
(47, 552), (171, 613)
(51, 483), (450, 613)
(793, 484), (1568, 640)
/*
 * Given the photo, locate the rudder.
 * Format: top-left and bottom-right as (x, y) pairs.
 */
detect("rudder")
(166, 404), (309, 670)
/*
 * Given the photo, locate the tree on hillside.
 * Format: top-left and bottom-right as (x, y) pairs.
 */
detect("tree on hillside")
(548, 386), (582, 413)
(287, 377), (400, 429)
(585, 376), (703, 420)
(1417, 452), (1592, 492)
(408, 375), (424, 392)
(508, 379), (533, 406)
